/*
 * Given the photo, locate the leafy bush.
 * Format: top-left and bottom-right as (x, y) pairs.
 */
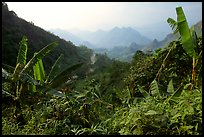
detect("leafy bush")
(103, 87), (202, 135)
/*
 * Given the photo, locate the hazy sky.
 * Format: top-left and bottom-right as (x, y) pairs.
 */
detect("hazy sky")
(6, 2), (202, 32)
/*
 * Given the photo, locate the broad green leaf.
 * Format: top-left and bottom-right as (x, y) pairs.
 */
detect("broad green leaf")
(12, 63), (24, 82)
(45, 54), (64, 83)
(190, 25), (198, 54)
(169, 83), (184, 100)
(2, 68), (10, 78)
(144, 110), (158, 115)
(2, 64), (15, 73)
(167, 18), (178, 34)
(49, 63), (83, 89)
(150, 79), (161, 98)
(19, 72), (39, 85)
(28, 85), (36, 93)
(167, 79), (174, 94)
(137, 85), (151, 99)
(21, 42), (58, 73)
(16, 36), (28, 65)
(176, 7), (196, 58)
(37, 85), (64, 97)
(33, 53), (45, 84)
(46, 88), (64, 97)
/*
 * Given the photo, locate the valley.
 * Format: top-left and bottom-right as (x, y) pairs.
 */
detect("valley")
(2, 2), (202, 135)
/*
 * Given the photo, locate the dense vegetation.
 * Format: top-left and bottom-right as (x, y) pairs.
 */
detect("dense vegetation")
(2, 3), (202, 135)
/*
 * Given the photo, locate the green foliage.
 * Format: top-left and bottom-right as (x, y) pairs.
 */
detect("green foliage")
(2, 5), (202, 135)
(150, 79), (161, 98)
(16, 36), (28, 65)
(45, 54), (63, 83)
(167, 79), (174, 94)
(103, 87), (202, 135)
(49, 63), (83, 89)
(137, 85), (151, 99)
(33, 56), (45, 84)
(22, 41), (58, 74)
(176, 7), (196, 58)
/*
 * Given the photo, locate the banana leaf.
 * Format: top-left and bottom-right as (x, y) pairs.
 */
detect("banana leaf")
(22, 42), (58, 73)
(16, 36), (28, 65)
(33, 54), (45, 84)
(19, 72), (39, 86)
(12, 63), (24, 82)
(169, 83), (184, 101)
(167, 18), (178, 34)
(45, 54), (64, 83)
(150, 79), (161, 98)
(2, 68), (10, 79)
(176, 7), (196, 58)
(167, 79), (174, 94)
(49, 63), (83, 89)
(137, 85), (151, 99)
(2, 64), (15, 73)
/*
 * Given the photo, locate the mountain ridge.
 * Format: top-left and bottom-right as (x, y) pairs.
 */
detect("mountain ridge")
(50, 26), (152, 49)
(2, 2), (84, 72)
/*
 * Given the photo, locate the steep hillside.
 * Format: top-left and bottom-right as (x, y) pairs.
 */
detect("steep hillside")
(2, 2), (120, 80)
(2, 3), (83, 72)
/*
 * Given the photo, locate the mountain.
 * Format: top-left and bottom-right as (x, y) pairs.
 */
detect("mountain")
(108, 42), (143, 62)
(193, 20), (202, 36)
(49, 28), (84, 46)
(2, 2), (84, 73)
(144, 20), (202, 51)
(104, 20), (202, 62)
(133, 21), (173, 41)
(71, 27), (152, 49)
(2, 2), (118, 79)
(94, 42), (144, 62)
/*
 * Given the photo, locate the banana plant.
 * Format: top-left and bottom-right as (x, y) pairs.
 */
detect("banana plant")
(167, 7), (199, 89)
(32, 53), (83, 97)
(2, 36), (57, 100)
(137, 79), (184, 104)
(2, 36), (58, 119)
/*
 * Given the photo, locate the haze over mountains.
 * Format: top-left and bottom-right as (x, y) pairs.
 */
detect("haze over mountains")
(3, 2), (202, 63)
(50, 19), (202, 51)
(50, 20), (202, 62)
(50, 27), (152, 49)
